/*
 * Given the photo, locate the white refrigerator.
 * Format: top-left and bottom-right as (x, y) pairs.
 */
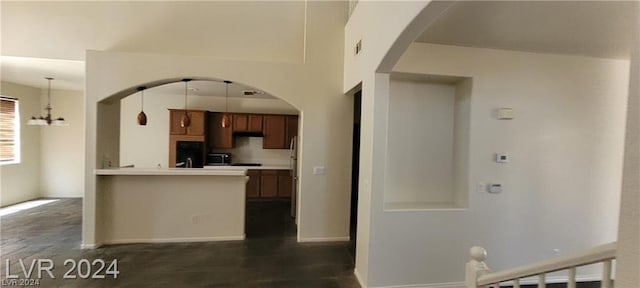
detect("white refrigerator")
(289, 136), (298, 218)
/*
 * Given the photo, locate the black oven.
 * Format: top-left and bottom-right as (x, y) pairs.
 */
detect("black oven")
(176, 141), (204, 168)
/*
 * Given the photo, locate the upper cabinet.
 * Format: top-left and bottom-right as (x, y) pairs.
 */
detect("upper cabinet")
(169, 110), (297, 151)
(208, 112), (233, 149)
(263, 115), (287, 149)
(232, 114), (263, 133)
(169, 109), (206, 136)
(262, 114), (298, 149)
(286, 115), (298, 148)
(248, 115), (264, 133)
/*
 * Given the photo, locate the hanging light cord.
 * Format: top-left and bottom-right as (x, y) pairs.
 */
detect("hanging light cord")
(225, 82), (229, 112)
(47, 78), (51, 109)
(140, 89), (144, 111)
(184, 81), (188, 111)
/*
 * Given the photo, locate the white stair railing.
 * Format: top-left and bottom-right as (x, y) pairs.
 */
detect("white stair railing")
(465, 242), (617, 288)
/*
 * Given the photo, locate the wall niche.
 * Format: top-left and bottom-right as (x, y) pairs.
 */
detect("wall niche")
(384, 73), (472, 210)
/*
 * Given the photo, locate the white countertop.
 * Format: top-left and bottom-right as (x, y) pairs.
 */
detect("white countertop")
(95, 168), (247, 176)
(202, 165), (290, 170)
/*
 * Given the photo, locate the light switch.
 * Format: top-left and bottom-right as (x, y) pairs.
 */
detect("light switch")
(497, 108), (514, 120)
(488, 183), (503, 194)
(313, 166), (326, 175)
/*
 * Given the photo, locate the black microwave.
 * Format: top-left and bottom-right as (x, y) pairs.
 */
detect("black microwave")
(207, 153), (232, 165)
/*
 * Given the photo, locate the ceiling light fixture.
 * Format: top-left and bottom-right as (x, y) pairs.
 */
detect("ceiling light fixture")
(27, 77), (67, 126)
(136, 86), (147, 126)
(221, 80), (232, 128)
(181, 79), (192, 128)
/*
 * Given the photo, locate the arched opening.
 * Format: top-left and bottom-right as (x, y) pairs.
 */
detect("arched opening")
(97, 77), (301, 240)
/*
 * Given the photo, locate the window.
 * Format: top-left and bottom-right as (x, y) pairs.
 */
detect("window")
(0, 96), (20, 164)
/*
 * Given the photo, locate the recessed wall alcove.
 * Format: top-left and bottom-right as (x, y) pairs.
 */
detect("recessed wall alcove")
(384, 73), (472, 211)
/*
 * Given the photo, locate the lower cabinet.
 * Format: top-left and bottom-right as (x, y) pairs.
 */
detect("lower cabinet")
(246, 169), (292, 199)
(277, 172), (292, 197)
(246, 170), (261, 198)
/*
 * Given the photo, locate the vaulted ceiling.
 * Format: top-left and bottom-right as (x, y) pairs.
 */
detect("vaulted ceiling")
(0, 1), (308, 91)
(1, 1), (635, 92)
(417, 1), (635, 59)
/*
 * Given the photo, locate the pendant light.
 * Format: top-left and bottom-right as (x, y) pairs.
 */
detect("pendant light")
(221, 80), (232, 128)
(180, 79), (192, 128)
(27, 77), (67, 126)
(136, 86), (147, 126)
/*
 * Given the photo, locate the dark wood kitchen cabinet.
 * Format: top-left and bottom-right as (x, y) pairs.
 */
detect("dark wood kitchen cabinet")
(285, 115), (298, 149)
(277, 170), (292, 198)
(232, 114), (248, 132)
(207, 112), (233, 149)
(246, 170), (261, 198)
(262, 115), (287, 149)
(248, 115), (264, 132)
(233, 114), (263, 133)
(260, 170), (279, 198)
(246, 169), (293, 199)
(169, 109), (206, 136)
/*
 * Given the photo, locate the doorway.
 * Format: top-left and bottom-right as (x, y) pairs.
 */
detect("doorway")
(349, 90), (361, 261)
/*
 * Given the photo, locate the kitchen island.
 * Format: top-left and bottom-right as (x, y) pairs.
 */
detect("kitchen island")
(95, 168), (248, 245)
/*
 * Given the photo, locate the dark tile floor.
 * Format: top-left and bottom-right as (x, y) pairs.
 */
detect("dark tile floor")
(0, 198), (360, 287)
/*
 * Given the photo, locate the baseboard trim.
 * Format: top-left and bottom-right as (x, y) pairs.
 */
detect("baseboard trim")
(354, 269), (367, 288)
(366, 274), (602, 288)
(298, 236), (350, 242)
(81, 243), (101, 249)
(102, 235), (245, 245)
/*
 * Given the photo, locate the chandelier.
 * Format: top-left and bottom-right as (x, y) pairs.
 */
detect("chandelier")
(27, 77), (67, 126)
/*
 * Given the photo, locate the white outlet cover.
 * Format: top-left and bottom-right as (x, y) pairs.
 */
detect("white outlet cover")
(313, 166), (326, 175)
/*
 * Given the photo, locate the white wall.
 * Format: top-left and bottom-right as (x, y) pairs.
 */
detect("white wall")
(119, 93), (296, 168)
(344, 2), (449, 283)
(85, 1), (350, 246)
(362, 43), (629, 287)
(385, 79), (456, 205)
(101, 175), (247, 244)
(0, 81), (41, 206)
(40, 89), (85, 197)
(616, 3), (640, 286)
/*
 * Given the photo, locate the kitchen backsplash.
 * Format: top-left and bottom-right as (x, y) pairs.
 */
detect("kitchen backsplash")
(214, 137), (291, 166)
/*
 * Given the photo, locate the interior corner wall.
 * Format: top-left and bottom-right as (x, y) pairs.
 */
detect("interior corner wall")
(364, 43), (629, 287)
(344, 2), (438, 284)
(0, 81), (42, 206)
(615, 2), (640, 285)
(40, 89), (85, 198)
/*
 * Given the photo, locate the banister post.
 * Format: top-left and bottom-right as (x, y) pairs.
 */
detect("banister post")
(465, 246), (491, 288)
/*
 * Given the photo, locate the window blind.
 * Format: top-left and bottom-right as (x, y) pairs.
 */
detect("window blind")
(0, 97), (17, 163)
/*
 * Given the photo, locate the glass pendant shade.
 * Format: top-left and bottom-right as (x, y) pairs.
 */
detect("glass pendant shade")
(136, 87), (147, 126)
(221, 114), (229, 128)
(51, 117), (68, 126)
(27, 116), (47, 126)
(222, 80), (232, 128)
(181, 79), (191, 128)
(180, 112), (191, 128)
(137, 112), (147, 126)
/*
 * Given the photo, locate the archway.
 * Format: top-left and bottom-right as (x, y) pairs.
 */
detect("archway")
(97, 77), (302, 241)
